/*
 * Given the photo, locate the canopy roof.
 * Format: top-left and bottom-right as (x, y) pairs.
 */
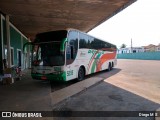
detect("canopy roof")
(0, 0), (136, 40)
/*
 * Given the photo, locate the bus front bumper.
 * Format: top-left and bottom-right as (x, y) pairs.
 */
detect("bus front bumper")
(31, 72), (66, 81)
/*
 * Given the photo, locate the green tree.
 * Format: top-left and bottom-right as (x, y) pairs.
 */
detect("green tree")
(120, 44), (127, 48)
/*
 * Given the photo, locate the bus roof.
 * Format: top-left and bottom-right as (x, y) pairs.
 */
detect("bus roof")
(34, 29), (116, 47)
(34, 30), (67, 43)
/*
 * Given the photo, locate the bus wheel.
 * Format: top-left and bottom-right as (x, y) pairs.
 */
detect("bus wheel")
(107, 63), (112, 71)
(112, 62), (114, 68)
(78, 67), (85, 81)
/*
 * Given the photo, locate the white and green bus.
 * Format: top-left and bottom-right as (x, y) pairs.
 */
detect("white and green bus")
(24, 29), (117, 81)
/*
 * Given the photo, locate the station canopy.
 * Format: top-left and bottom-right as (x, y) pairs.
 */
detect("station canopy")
(0, 0), (136, 40)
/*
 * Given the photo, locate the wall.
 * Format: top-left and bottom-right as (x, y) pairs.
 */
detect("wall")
(117, 52), (160, 60)
(22, 36), (30, 69)
(0, 15), (3, 74)
(10, 26), (21, 65)
(0, 14), (29, 74)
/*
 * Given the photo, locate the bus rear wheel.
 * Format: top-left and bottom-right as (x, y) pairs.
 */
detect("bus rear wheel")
(107, 63), (112, 71)
(78, 67), (85, 81)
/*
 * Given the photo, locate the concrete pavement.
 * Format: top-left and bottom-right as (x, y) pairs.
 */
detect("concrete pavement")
(0, 59), (160, 120)
(53, 59), (160, 120)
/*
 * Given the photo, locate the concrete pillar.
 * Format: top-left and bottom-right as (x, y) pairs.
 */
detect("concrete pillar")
(21, 35), (24, 70)
(27, 39), (30, 68)
(5, 15), (11, 68)
(28, 42), (31, 68)
(0, 14), (4, 74)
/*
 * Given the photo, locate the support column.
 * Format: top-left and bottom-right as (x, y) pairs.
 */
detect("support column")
(27, 39), (30, 68)
(21, 35), (23, 70)
(0, 14), (3, 74)
(6, 15), (11, 68)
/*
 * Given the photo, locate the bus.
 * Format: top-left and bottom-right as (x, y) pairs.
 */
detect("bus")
(24, 29), (117, 81)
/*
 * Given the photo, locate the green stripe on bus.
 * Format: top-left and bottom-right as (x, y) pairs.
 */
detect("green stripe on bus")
(60, 38), (68, 52)
(88, 50), (99, 73)
(91, 59), (96, 73)
(91, 53), (102, 73)
(87, 51), (95, 72)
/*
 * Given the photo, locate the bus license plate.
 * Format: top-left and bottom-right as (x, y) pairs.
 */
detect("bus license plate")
(41, 76), (47, 80)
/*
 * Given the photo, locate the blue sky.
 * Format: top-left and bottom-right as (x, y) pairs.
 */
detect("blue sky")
(88, 0), (160, 48)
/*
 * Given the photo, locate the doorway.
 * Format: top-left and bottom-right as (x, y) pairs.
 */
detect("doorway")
(17, 49), (21, 67)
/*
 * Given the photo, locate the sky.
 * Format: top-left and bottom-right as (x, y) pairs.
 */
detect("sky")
(88, 0), (160, 48)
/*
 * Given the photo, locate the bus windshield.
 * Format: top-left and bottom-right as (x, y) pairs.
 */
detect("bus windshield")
(32, 42), (65, 66)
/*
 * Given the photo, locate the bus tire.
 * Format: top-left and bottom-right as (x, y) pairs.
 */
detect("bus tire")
(78, 67), (85, 81)
(112, 62), (114, 68)
(107, 63), (112, 71)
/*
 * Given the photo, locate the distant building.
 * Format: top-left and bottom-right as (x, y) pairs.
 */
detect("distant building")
(156, 44), (160, 51)
(118, 43), (160, 54)
(142, 44), (157, 52)
(118, 47), (144, 54)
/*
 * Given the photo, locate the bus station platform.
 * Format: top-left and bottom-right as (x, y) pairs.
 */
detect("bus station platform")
(0, 69), (103, 111)
(0, 69), (52, 111)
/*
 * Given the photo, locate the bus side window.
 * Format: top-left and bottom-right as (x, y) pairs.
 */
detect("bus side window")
(66, 30), (78, 65)
(66, 45), (71, 59)
(70, 46), (74, 59)
(66, 45), (74, 65)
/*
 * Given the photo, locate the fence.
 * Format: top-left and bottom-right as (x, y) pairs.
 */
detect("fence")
(117, 51), (160, 60)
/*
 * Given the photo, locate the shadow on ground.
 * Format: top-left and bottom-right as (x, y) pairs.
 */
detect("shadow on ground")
(50, 68), (121, 92)
(0, 68), (121, 111)
(0, 69), (52, 111)
(52, 81), (160, 120)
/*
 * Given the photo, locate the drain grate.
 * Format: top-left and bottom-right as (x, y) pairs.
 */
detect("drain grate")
(108, 95), (123, 101)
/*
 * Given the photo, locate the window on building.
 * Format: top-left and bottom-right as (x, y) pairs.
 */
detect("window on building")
(4, 47), (7, 59)
(11, 47), (14, 66)
(133, 50), (136, 53)
(17, 50), (21, 67)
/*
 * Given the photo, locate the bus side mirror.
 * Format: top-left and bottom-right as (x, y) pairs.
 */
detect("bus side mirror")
(23, 42), (32, 54)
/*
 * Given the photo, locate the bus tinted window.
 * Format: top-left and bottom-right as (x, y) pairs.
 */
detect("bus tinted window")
(90, 38), (116, 51)
(88, 36), (94, 49)
(32, 42), (65, 66)
(68, 31), (78, 50)
(35, 30), (67, 43)
(66, 31), (78, 65)
(79, 32), (116, 51)
(79, 33), (89, 48)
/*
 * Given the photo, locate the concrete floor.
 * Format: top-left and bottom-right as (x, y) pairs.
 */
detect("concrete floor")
(0, 70), (52, 111)
(105, 59), (160, 104)
(53, 59), (160, 120)
(0, 59), (160, 120)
